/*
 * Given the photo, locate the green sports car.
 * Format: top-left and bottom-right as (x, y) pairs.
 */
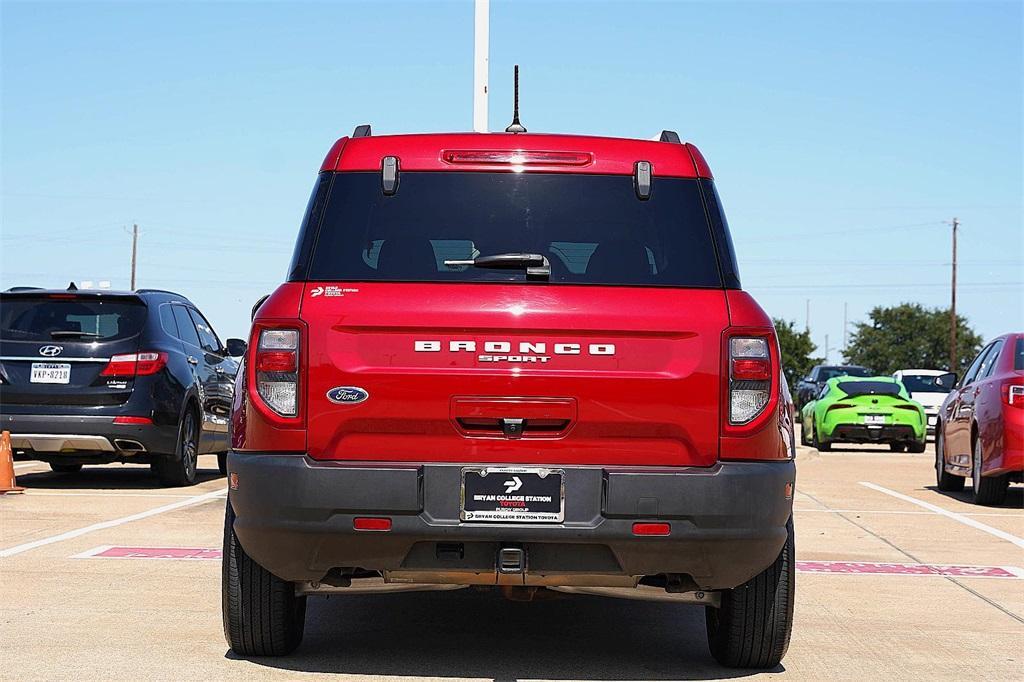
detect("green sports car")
(799, 376), (927, 452)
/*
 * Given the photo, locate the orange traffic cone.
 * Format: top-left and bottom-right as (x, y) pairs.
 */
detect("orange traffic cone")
(0, 430), (25, 494)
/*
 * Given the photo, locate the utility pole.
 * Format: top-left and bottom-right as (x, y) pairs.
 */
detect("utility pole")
(473, 0), (489, 133)
(842, 302), (848, 351)
(130, 223), (139, 290)
(805, 299), (810, 332)
(950, 218), (958, 371)
(824, 334), (830, 364)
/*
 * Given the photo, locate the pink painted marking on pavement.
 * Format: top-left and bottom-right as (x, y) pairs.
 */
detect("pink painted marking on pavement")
(73, 548), (1023, 579)
(796, 560), (1020, 578)
(87, 546), (223, 560)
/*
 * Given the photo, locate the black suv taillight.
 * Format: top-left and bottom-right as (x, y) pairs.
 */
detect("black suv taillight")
(254, 328), (299, 417)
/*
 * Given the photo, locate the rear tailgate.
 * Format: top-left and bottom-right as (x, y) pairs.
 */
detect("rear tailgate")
(0, 293), (144, 406)
(302, 283), (727, 467)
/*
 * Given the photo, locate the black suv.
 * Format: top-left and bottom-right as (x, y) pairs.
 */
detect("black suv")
(0, 286), (245, 486)
(794, 363), (873, 409)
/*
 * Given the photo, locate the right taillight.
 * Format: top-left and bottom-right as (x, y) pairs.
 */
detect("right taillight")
(1002, 379), (1024, 408)
(254, 328), (299, 417)
(728, 336), (772, 425)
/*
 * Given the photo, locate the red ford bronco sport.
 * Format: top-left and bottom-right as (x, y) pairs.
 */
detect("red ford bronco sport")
(223, 127), (797, 668)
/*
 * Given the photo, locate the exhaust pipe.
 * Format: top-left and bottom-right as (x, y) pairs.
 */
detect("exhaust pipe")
(114, 439), (146, 453)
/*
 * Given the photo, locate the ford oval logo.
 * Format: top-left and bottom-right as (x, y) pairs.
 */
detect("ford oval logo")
(326, 386), (369, 405)
(39, 345), (64, 357)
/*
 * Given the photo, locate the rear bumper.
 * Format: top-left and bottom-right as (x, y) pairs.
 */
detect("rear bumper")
(828, 423), (921, 444)
(228, 453), (796, 591)
(1, 413), (178, 462)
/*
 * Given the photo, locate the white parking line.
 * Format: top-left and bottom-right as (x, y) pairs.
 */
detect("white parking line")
(793, 508), (1022, 518)
(13, 462), (44, 471)
(0, 487), (226, 558)
(859, 482), (1024, 549)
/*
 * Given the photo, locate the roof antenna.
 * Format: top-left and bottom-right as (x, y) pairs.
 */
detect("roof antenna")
(67, 281), (78, 291)
(504, 65), (527, 133)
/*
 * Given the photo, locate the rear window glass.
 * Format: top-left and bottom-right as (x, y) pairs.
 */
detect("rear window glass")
(837, 381), (902, 397)
(304, 172), (724, 287)
(819, 366), (872, 381)
(900, 373), (956, 393)
(0, 296), (146, 342)
(1016, 338), (1024, 371)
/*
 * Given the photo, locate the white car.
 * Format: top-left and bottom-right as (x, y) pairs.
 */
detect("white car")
(892, 369), (957, 437)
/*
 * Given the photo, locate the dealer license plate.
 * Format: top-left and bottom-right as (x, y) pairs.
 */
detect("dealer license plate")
(863, 414), (886, 425)
(30, 363), (71, 384)
(461, 467), (564, 522)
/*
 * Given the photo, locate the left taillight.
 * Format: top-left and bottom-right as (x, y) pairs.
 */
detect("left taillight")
(254, 328), (299, 417)
(100, 352), (167, 377)
(727, 336), (773, 425)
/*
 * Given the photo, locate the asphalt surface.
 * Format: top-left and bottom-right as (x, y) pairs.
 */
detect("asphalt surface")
(2, 432), (1023, 681)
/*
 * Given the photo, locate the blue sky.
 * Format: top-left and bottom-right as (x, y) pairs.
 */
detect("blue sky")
(2, 1), (1021, 357)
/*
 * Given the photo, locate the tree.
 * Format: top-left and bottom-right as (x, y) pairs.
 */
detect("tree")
(773, 317), (820, 388)
(843, 303), (983, 376)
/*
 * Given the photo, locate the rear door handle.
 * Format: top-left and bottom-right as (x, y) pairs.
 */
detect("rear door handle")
(187, 356), (199, 366)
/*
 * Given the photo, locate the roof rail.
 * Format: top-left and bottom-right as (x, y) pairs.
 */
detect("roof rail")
(658, 130), (681, 144)
(352, 124), (372, 138)
(135, 288), (186, 299)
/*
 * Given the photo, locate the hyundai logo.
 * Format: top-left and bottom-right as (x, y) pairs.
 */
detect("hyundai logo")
(38, 345), (64, 357)
(326, 386), (369, 404)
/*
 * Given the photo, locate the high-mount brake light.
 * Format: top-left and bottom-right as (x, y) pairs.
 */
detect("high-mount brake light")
(100, 352), (167, 377)
(254, 328), (299, 417)
(441, 150), (593, 167)
(727, 336), (772, 425)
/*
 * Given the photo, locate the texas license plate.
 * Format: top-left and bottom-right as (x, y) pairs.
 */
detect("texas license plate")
(864, 414), (886, 424)
(30, 362), (71, 384)
(461, 467), (564, 522)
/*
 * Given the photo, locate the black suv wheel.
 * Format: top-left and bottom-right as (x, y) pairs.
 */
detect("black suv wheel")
(222, 499), (306, 656)
(153, 409), (199, 487)
(706, 518), (794, 669)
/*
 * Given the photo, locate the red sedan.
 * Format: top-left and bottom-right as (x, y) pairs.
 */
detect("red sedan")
(936, 333), (1024, 504)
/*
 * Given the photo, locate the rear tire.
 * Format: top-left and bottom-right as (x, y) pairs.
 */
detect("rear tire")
(972, 438), (1008, 506)
(907, 440), (926, 454)
(49, 462), (83, 474)
(935, 430), (964, 491)
(706, 518), (794, 669)
(811, 420), (830, 452)
(889, 443), (906, 453)
(222, 499), (306, 656)
(217, 452), (228, 475)
(153, 408), (200, 487)
(799, 422), (809, 446)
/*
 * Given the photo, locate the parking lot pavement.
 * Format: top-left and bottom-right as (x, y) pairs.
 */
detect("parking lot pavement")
(2, 448), (1022, 681)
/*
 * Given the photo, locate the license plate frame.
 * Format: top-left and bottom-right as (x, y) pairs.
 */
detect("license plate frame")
(863, 414), (886, 425)
(30, 362), (72, 384)
(460, 466), (565, 523)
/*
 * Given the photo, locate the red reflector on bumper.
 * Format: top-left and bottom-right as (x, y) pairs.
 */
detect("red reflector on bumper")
(113, 416), (152, 425)
(632, 522), (671, 536)
(353, 517), (392, 532)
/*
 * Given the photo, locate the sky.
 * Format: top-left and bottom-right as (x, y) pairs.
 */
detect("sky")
(2, 0), (1022, 358)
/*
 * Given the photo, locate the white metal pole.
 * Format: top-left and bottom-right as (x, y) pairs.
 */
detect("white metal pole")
(473, 0), (489, 132)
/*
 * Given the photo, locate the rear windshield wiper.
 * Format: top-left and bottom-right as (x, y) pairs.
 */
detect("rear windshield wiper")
(444, 252), (551, 281)
(49, 330), (101, 339)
